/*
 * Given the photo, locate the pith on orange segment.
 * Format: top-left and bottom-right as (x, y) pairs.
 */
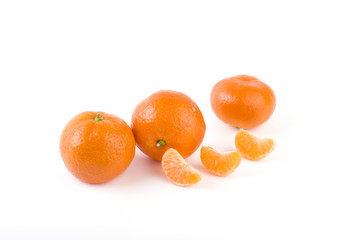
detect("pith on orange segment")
(211, 75), (276, 129)
(162, 148), (202, 187)
(131, 90), (206, 161)
(60, 111), (136, 183)
(201, 146), (242, 177)
(235, 129), (275, 161)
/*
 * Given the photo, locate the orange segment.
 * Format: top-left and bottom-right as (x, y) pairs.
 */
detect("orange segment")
(161, 148), (202, 187)
(235, 129), (275, 160)
(200, 146), (241, 177)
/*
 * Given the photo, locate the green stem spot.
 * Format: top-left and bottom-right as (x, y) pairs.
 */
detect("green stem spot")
(156, 139), (166, 147)
(94, 114), (104, 122)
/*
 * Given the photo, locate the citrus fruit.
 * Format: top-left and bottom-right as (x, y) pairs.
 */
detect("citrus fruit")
(200, 146), (242, 177)
(235, 129), (275, 160)
(210, 74), (276, 129)
(60, 111), (136, 184)
(161, 148), (202, 186)
(131, 90), (206, 161)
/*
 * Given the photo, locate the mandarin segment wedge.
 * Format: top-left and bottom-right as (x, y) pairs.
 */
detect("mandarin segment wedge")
(235, 129), (275, 160)
(161, 148), (202, 187)
(200, 146), (241, 177)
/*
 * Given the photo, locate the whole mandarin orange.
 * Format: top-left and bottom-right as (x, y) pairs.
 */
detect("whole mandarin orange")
(60, 111), (135, 184)
(210, 75), (276, 129)
(131, 90), (206, 161)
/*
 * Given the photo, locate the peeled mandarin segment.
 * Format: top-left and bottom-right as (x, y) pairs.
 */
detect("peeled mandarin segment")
(235, 129), (275, 160)
(200, 146), (241, 177)
(161, 148), (202, 187)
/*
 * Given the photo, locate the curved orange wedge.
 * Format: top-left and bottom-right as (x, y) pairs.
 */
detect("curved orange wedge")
(235, 129), (275, 160)
(201, 146), (241, 177)
(161, 148), (202, 187)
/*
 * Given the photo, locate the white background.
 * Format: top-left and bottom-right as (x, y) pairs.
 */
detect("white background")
(1, 1), (359, 239)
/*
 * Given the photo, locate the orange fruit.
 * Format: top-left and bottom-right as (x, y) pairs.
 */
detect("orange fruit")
(210, 75), (276, 129)
(161, 148), (202, 186)
(200, 146), (242, 177)
(235, 129), (275, 160)
(60, 111), (135, 184)
(131, 90), (206, 161)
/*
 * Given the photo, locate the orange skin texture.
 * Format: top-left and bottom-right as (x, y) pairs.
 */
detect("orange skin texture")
(131, 90), (206, 161)
(210, 75), (276, 129)
(60, 111), (135, 184)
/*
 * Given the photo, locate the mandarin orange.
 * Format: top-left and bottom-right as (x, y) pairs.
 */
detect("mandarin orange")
(60, 111), (135, 183)
(131, 90), (206, 161)
(211, 75), (276, 129)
